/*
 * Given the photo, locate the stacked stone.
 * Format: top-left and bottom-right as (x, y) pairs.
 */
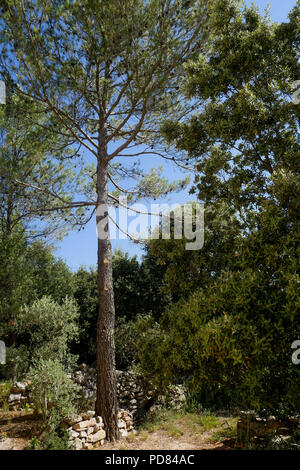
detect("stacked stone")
(118, 409), (135, 437)
(7, 365), (187, 420)
(72, 364), (96, 403)
(65, 409), (135, 449)
(116, 370), (156, 418)
(7, 381), (31, 409)
(71, 365), (186, 420)
(152, 384), (186, 412)
(237, 411), (300, 444)
(64, 411), (105, 450)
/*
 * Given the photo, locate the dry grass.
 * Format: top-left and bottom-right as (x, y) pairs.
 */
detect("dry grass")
(97, 409), (237, 450)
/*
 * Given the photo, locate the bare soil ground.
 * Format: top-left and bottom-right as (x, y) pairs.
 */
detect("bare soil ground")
(0, 409), (238, 451)
(97, 412), (238, 451)
(0, 410), (37, 450)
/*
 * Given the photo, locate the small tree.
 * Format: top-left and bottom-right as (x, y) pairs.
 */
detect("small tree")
(17, 296), (79, 369)
(29, 358), (79, 426)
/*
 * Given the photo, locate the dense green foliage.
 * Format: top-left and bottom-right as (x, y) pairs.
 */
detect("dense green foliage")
(72, 249), (169, 366)
(0, 228), (167, 375)
(24, 242), (75, 304)
(0, 234), (77, 378)
(0, 226), (29, 341)
(138, 2), (300, 416)
(0, 234), (168, 375)
(147, 203), (241, 299)
(17, 296), (79, 367)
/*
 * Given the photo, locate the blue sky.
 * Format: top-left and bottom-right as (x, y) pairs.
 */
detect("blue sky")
(54, 0), (298, 271)
(245, 0), (297, 21)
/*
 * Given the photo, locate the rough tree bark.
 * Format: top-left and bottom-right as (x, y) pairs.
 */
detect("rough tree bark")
(95, 136), (119, 440)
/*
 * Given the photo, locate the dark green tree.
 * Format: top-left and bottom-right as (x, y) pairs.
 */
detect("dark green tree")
(141, 1), (300, 415)
(0, 224), (28, 349)
(25, 241), (75, 304)
(72, 267), (98, 365)
(113, 249), (170, 321)
(72, 249), (170, 366)
(146, 202), (241, 300)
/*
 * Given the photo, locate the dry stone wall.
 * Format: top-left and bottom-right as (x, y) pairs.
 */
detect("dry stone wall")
(237, 410), (300, 443)
(6, 381), (31, 408)
(73, 364), (186, 420)
(5, 365), (186, 423)
(63, 409), (134, 449)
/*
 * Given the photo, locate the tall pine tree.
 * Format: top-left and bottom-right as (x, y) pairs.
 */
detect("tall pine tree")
(0, 0), (215, 438)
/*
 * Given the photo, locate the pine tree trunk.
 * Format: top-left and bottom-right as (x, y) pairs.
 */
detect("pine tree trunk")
(95, 159), (119, 441)
(7, 192), (18, 381)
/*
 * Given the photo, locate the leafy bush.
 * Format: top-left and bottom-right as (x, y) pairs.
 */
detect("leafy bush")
(43, 428), (73, 450)
(0, 235), (75, 381)
(17, 296), (79, 370)
(0, 381), (11, 409)
(28, 436), (42, 450)
(28, 358), (79, 427)
(0, 345), (30, 381)
(115, 317), (139, 370)
(138, 272), (299, 416)
(115, 315), (157, 370)
(152, 0), (300, 420)
(72, 250), (169, 365)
